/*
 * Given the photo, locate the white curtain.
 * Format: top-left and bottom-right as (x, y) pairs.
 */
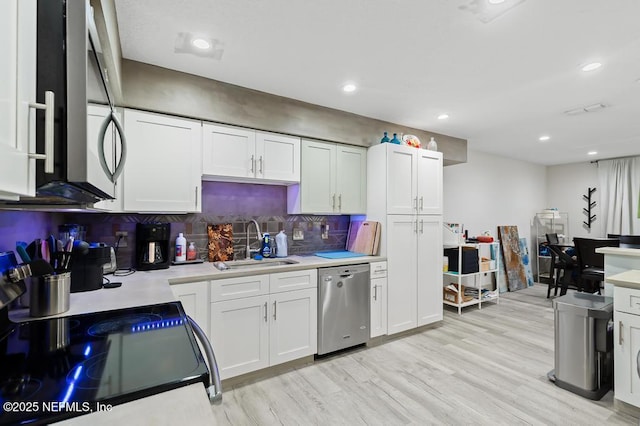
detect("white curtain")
(597, 156), (640, 235)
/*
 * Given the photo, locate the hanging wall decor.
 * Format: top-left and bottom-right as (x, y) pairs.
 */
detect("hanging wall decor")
(583, 187), (597, 229)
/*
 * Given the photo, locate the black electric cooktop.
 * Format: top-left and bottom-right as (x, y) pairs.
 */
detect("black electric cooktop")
(0, 302), (209, 425)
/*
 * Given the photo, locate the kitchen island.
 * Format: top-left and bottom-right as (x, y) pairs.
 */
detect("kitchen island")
(596, 247), (640, 297)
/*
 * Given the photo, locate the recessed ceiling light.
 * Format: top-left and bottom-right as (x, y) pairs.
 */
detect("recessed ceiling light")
(539, 135), (550, 142)
(581, 62), (602, 72)
(488, 0), (505, 4)
(588, 151), (598, 156)
(437, 114), (449, 120)
(342, 84), (357, 93)
(192, 38), (211, 50)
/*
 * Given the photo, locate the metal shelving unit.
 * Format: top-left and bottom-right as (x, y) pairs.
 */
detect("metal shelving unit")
(534, 211), (569, 283)
(442, 242), (500, 315)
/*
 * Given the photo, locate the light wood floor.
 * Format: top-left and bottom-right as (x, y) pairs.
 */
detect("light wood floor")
(211, 284), (639, 425)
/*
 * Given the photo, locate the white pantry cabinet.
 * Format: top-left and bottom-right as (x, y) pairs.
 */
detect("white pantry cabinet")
(210, 269), (317, 380)
(370, 261), (388, 338)
(287, 139), (367, 214)
(0, 0), (38, 199)
(367, 143), (444, 336)
(122, 109), (202, 213)
(202, 123), (300, 184)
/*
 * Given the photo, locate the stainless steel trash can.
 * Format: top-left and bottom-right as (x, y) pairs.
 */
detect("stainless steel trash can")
(549, 292), (613, 400)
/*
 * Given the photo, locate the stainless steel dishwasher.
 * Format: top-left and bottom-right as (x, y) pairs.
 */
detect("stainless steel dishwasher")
(318, 264), (370, 355)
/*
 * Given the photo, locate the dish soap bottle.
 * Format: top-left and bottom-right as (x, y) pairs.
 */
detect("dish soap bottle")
(390, 133), (401, 144)
(427, 136), (438, 151)
(380, 132), (390, 144)
(275, 230), (288, 257)
(261, 233), (272, 258)
(175, 233), (187, 262)
(186, 242), (197, 261)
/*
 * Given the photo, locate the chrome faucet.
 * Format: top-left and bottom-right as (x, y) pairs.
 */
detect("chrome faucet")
(245, 219), (263, 259)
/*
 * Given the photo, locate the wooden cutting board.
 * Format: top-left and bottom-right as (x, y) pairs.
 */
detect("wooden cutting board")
(346, 221), (380, 255)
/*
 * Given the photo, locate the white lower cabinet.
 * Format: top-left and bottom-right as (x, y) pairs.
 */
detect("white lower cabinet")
(614, 286), (640, 408)
(212, 294), (270, 379)
(268, 288), (317, 365)
(210, 269), (317, 380)
(370, 261), (388, 338)
(170, 281), (210, 340)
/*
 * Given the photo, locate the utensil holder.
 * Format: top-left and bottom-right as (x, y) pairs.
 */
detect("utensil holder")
(29, 272), (71, 317)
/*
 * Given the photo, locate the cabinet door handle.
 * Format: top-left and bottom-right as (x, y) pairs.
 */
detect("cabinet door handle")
(420, 219), (424, 234)
(28, 90), (55, 173)
(332, 194), (336, 211)
(413, 196), (418, 212)
(420, 196), (424, 211)
(373, 284), (378, 301)
(273, 301), (277, 320)
(263, 302), (268, 322)
(250, 155), (256, 174)
(259, 156), (263, 174)
(338, 194), (342, 211)
(620, 321), (624, 345)
(637, 350), (640, 379)
(414, 220), (418, 234)
(195, 186), (198, 210)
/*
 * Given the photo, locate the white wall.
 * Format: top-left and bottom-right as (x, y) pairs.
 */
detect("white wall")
(443, 150), (547, 247)
(546, 161), (602, 238)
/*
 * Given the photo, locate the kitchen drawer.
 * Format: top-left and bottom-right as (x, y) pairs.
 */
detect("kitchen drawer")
(211, 275), (269, 302)
(270, 269), (317, 294)
(370, 261), (387, 279)
(614, 286), (640, 316)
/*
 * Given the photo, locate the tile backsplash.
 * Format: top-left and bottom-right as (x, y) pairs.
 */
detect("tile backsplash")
(59, 182), (352, 268)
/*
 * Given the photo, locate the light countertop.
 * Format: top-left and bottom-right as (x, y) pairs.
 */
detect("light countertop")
(596, 247), (640, 257)
(9, 255), (385, 322)
(606, 270), (640, 290)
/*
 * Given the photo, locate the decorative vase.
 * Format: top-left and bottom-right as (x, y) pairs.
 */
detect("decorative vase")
(427, 137), (438, 151)
(390, 133), (401, 144)
(380, 132), (390, 143)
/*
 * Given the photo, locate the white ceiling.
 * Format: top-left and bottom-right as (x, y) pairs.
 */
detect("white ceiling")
(114, 0), (640, 165)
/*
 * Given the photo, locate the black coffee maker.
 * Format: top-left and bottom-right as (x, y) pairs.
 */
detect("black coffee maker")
(136, 223), (170, 270)
(70, 244), (111, 292)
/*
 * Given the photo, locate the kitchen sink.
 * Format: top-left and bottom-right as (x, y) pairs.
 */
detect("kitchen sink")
(213, 258), (299, 271)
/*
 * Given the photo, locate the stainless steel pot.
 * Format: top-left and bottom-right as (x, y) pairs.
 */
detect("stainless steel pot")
(29, 272), (71, 317)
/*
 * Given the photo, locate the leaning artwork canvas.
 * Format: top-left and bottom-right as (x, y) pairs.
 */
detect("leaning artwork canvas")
(498, 226), (528, 291)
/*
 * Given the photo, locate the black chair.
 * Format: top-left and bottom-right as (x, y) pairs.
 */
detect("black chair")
(545, 240), (578, 298)
(573, 238), (620, 293)
(619, 235), (640, 249)
(546, 233), (560, 245)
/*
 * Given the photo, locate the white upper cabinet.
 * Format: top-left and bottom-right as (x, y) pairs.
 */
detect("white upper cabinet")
(256, 131), (300, 182)
(385, 144), (442, 215)
(202, 123), (300, 184)
(288, 139), (366, 215)
(0, 0), (37, 199)
(336, 145), (367, 214)
(122, 109), (202, 213)
(202, 124), (256, 179)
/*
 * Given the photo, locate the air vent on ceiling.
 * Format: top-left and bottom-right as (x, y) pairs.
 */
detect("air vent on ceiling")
(564, 103), (607, 115)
